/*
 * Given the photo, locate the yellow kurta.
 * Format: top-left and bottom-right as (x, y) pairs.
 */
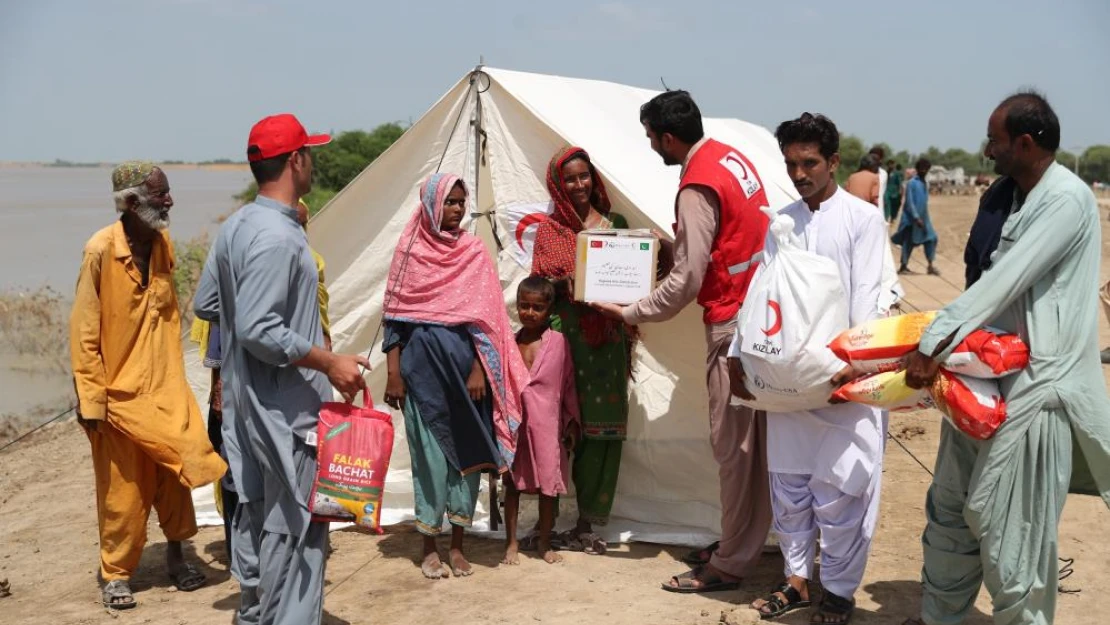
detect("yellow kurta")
(311, 246), (331, 338)
(70, 221), (226, 580)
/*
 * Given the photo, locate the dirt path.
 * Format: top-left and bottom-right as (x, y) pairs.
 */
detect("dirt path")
(1, 194), (1107, 625)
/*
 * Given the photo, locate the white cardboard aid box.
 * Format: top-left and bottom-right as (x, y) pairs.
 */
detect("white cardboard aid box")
(573, 229), (659, 304)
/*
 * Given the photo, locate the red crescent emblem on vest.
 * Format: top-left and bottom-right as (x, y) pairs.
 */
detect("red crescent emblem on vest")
(762, 300), (782, 336)
(724, 153), (751, 180)
(515, 213), (548, 248)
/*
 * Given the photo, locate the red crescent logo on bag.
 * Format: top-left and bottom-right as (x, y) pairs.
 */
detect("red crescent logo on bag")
(762, 300), (782, 336)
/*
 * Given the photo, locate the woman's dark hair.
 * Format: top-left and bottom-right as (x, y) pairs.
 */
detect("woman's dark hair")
(517, 276), (556, 306)
(774, 113), (840, 159)
(639, 90), (704, 144)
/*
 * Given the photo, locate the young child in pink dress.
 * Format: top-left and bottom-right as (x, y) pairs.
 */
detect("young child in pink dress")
(502, 277), (581, 565)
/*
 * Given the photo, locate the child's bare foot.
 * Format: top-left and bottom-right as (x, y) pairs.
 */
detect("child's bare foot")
(538, 536), (562, 564)
(501, 542), (520, 566)
(449, 548), (473, 577)
(421, 551), (448, 579)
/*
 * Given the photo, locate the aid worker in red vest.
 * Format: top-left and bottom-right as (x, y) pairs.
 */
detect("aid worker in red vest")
(593, 90), (773, 593)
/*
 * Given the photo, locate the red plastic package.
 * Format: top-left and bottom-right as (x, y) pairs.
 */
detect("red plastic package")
(310, 389), (394, 531)
(931, 370), (1007, 440)
(941, 329), (1029, 379)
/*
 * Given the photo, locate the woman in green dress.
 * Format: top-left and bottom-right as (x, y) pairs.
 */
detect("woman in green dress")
(530, 146), (636, 554)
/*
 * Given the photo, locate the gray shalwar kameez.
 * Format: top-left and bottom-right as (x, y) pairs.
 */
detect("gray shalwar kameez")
(195, 195), (332, 625)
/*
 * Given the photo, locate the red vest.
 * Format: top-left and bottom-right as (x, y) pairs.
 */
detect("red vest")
(678, 138), (771, 324)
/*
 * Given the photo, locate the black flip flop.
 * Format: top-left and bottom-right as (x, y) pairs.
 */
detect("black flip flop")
(661, 565), (740, 594)
(681, 540), (720, 566)
(754, 581), (811, 620)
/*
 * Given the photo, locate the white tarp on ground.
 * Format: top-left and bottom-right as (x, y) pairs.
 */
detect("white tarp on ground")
(190, 66), (799, 546)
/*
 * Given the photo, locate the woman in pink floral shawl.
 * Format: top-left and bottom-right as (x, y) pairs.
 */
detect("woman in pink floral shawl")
(381, 173), (528, 578)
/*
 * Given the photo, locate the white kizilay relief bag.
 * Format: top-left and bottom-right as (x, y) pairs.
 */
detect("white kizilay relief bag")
(735, 209), (849, 412)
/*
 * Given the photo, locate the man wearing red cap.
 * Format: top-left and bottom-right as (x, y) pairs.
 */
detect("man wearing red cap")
(195, 113), (369, 625)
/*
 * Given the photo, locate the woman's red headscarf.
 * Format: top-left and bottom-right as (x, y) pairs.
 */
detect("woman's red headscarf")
(531, 147), (612, 281)
(531, 147), (638, 355)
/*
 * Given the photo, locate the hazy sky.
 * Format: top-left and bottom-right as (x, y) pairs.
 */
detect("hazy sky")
(2, 0), (1107, 162)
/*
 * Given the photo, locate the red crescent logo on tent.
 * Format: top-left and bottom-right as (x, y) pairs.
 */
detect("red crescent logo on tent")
(515, 213), (548, 248)
(725, 153), (751, 180)
(762, 300), (782, 336)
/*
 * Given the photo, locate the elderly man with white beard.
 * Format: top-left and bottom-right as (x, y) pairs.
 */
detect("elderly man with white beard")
(69, 161), (226, 610)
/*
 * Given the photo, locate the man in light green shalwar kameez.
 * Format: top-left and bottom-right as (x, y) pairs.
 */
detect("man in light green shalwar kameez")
(902, 92), (1110, 625)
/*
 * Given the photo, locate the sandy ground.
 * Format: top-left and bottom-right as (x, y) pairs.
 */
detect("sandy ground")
(2, 194), (1109, 625)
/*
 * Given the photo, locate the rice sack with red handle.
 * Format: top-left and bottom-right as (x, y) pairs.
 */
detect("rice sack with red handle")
(310, 389), (394, 531)
(940, 328), (1029, 379)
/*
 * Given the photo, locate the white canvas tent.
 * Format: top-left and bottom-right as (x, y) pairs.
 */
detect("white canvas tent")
(190, 66), (799, 546)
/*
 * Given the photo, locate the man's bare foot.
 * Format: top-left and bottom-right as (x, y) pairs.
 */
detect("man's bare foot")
(501, 541), (520, 566)
(449, 548), (473, 577)
(421, 551), (447, 579)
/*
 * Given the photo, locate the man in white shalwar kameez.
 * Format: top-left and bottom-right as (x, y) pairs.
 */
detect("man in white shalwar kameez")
(729, 113), (888, 625)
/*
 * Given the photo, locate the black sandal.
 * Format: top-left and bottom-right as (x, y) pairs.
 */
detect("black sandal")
(810, 591), (855, 624)
(661, 565), (741, 594)
(753, 581), (811, 620)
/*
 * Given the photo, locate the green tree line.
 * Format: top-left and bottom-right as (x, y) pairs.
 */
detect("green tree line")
(837, 135), (1110, 185)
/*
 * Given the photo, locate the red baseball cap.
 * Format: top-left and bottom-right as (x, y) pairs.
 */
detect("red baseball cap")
(246, 113), (331, 162)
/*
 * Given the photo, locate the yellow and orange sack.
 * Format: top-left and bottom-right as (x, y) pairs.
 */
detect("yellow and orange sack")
(832, 369), (1006, 440)
(828, 312), (936, 373)
(829, 313), (1026, 440)
(830, 370), (932, 412)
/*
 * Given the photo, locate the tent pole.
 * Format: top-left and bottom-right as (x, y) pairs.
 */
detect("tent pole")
(469, 60), (504, 532)
(469, 62), (503, 253)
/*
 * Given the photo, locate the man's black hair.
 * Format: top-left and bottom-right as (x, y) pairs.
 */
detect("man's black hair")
(639, 90), (705, 144)
(774, 113), (840, 159)
(998, 89), (1060, 152)
(248, 146), (307, 185)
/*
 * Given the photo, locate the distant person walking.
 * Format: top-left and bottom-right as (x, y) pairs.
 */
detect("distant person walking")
(892, 158), (940, 275)
(885, 161), (904, 223)
(845, 154), (881, 207)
